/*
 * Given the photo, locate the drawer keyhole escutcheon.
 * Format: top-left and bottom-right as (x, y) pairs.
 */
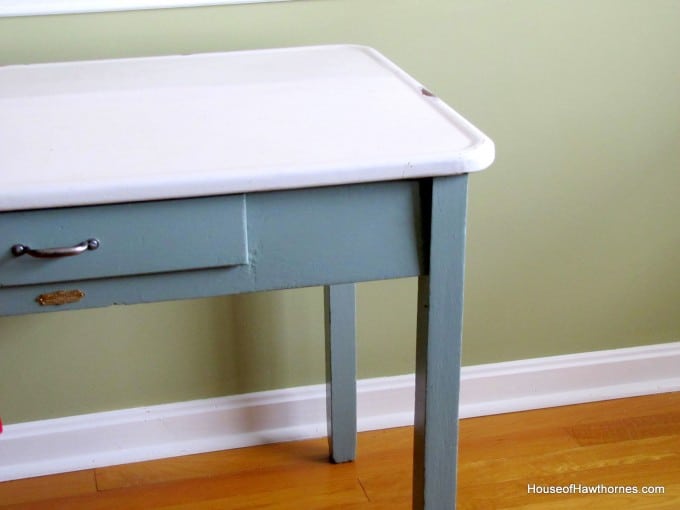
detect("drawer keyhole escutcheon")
(35, 290), (85, 307)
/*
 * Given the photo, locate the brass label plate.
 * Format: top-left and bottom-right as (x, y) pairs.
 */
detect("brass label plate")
(36, 290), (85, 306)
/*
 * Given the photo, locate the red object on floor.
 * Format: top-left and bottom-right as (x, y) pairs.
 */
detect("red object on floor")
(0, 416), (3, 434)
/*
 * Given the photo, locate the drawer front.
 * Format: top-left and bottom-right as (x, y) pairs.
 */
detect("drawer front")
(0, 195), (248, 287)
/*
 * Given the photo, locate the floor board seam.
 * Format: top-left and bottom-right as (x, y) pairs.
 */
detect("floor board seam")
(357, 477), (372, 503)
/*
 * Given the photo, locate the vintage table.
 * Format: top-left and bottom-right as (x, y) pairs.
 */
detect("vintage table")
(0, 45), (494, 509)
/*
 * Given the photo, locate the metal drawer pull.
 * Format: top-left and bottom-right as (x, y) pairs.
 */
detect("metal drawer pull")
(11, 239), (100, 258)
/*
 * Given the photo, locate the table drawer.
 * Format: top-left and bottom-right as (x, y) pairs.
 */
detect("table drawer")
(0, 195), (248, 287)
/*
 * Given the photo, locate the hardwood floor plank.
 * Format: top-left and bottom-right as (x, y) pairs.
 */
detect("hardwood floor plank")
(353, 428), (412, 506)
(0, 471), (96, 507)
(459, 435), (679, 484)
(96, 437), (332, 490)
(495, 490), (680, 510)
(459, 423), (578, 461)
(157, 483), (367, 510)
(459, 392), (680, 442)
(459, 456), (680, 509)
(4, 463), (364, 510)
(570, 411), (680, 446)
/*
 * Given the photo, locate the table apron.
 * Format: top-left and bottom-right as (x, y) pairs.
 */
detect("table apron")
(0, 180), (427, 316)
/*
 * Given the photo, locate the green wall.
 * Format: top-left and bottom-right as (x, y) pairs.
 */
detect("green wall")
(1, 0), (679, 424)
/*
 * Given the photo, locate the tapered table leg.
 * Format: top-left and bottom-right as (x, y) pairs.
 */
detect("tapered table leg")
(324, 283), (357, 463)
(413, 174), (468, 509)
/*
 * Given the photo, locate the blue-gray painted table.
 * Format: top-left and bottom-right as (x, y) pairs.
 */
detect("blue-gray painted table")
(0, 45), (494, 509)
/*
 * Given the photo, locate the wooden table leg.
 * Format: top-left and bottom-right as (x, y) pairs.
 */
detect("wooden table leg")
(324, 283), (357, 463)
(413, 174), (468, 509)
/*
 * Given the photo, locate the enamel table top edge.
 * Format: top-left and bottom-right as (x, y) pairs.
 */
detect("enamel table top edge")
(0, 45), (494, 510)
(0, 44), (493, 211)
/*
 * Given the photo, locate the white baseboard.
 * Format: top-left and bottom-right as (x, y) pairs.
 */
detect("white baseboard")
(1, 341), (678, 482)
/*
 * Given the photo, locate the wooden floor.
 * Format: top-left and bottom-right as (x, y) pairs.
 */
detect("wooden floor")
(1, 392), (678, 509)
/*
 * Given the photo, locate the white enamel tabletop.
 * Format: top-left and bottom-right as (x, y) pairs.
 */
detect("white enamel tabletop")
(0, 45), (494, 211)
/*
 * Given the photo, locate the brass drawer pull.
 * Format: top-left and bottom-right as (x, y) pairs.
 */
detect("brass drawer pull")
(11, 239), (100, 259)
